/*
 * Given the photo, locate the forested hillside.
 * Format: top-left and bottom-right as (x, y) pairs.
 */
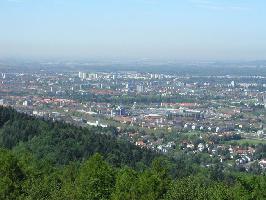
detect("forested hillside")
(0, 106), (156, 167)
(0, 106), (266, 200)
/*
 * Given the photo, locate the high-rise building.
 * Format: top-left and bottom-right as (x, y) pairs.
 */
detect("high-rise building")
(1, 73), (5, 79)
(82, 73), (87, 79)
(263, 94), (266, 109)
(231, 81), (235, 87)
(78, 72), (83, 78)
(79, 72), (87, 79)
(136, 85), (144, 93)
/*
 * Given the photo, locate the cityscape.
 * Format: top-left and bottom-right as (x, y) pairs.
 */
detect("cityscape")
(1, 62), (266, 173)
(1, 0), (266, 199)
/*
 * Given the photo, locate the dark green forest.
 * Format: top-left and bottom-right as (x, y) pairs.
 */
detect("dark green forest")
(0, 106), (266, 200)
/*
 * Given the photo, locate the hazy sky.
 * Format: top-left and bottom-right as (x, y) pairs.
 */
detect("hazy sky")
(0, 0), (266, 60)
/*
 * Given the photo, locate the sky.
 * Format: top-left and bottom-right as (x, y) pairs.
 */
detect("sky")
(0, 0), (266, 60)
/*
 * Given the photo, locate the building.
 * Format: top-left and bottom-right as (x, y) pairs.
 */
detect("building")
(114, 106), (127, 116)
(87, 121), (108, 128)
(82, 73), (87, 79)
(88, 73), (98, 80)
(263, 94), (266, 109)
(78, 72), (87, 79)
(231, 81), (235, 87)
(1, 73), (5, 79)
(136, 85), (144, 93)
(23, 100), (29, 106)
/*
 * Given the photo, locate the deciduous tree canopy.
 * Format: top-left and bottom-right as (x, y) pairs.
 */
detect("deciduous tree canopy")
(0, 106), (265, 200)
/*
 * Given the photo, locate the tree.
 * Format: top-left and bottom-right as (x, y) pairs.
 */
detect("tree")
(76, 153), (115, 200)
(0, 149), (25, 200)
(137, 171), (163, 200)
(164, 176), (208, 200)
(251, 176), (266, 200)
(111, 167), (139, 200)
(206, 183), (233, 200)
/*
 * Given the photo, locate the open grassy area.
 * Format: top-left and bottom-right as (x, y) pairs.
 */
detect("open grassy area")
(227, 139), (266, 145)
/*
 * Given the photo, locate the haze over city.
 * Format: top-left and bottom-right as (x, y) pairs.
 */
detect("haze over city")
(2, 1), (266, 199)
(0, 0), (266, 60)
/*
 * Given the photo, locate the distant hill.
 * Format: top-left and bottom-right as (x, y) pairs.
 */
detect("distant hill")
(1, 59), (266, 76)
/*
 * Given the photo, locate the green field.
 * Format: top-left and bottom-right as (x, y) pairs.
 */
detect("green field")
(227, 139), (266, 145)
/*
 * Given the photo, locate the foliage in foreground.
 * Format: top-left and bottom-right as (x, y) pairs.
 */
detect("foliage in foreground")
(1, 149), (266, 200)
(0, 106), (266, 199)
